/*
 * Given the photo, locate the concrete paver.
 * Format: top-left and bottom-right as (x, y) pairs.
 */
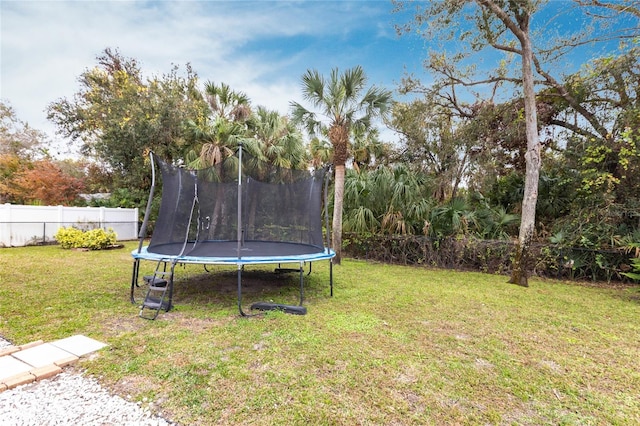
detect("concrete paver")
(0, 356), (33, 382)
(12, 343), (79, 369)
(0, 335), (107, 392)
(51, 335), (107, 357)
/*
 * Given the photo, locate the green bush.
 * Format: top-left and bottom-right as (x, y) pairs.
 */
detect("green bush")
(54, 227), (117, 250)
(621, 257), (640, 281)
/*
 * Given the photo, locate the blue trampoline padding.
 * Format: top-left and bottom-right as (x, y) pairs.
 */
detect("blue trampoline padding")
(132, 242), (335, 265)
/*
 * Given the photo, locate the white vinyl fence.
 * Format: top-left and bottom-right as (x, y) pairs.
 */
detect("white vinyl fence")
(0, 204), (139, 247)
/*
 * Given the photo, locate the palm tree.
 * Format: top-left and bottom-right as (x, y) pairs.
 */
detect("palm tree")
(185, 82), (253, 172)
(374, 164), (433, 235)
(476, 205), (519, 240)
(343, 168), (380, 234)
(309, 136), (333, 169)
(290, 66), (392, 263)
(429, 198), (476, 239)
(184, 117), (244, 171)
(204, 81), (251, 123)
(248, 106), (308, 171)
(351, 127), (391, 172)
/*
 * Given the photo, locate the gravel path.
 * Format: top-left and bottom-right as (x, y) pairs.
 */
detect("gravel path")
(0, 337), (174, 426)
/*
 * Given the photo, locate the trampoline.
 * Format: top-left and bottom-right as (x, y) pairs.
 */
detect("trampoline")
(130, 145), (335, 318)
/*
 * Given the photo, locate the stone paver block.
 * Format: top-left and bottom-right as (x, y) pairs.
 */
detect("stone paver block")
(0, 346), (20, 357)
(0, 356), (33, 382)
(31, 364), (62, 381)
(12, 343), (76, 369)
(3, 372), (35, 390)
(0, 334), (107, 394)
(19, 340), (44, 350)
(54, 355), (79, 368)
(51, 335), (108, 357)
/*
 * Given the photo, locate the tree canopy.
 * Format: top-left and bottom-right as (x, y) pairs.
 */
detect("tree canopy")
(47, 48), (209, 197)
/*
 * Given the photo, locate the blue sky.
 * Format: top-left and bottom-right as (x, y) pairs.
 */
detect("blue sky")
(0, 1), (634, 156)
(0, 0), (422, 154)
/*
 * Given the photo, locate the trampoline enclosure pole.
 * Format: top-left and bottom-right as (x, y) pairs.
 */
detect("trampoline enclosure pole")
(324, 165), (332, 254)
(237, 143), (242, 258)
(137, 152), (156, 253)
(237, 144), (244, 315)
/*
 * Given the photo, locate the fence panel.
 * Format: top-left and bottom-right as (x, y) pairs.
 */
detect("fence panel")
(0, 204), (138, 247)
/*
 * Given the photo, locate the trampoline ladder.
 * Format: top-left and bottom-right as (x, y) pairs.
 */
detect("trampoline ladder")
(139, 263), (173, 320)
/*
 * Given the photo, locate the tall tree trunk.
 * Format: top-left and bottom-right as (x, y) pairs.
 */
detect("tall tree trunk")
(329, 124), (350, 265)
(509, 26), (541, 287)
(332, 163), (345, 264)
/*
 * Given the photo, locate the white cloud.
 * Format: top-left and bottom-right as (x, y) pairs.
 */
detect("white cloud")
(1, 0), (405, 154)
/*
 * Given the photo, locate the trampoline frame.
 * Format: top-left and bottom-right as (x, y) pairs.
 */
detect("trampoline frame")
(130, 145), (335, 316)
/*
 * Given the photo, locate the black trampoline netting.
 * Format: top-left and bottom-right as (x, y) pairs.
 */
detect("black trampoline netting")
(147, 149), (328, 258)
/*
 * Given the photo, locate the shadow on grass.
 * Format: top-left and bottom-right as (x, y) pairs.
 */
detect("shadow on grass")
(140, 265), (331, 311)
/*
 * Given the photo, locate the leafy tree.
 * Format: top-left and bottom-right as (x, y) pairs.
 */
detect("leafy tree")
(1, 101), (47, 158)
(291, 66), (393, 263)
(394, 0), (640, 285)
(390, 98), (473, 202)
(47, 48), (208, 196)
(83, 162), (113, 194)
(395, 0), (545, 285)
(0, 100), (49, 203)
(0, 154), (23, 203)
(550, 47), (640, 201)
(529, 46), (640, 247)
(8, 160), (86, 205)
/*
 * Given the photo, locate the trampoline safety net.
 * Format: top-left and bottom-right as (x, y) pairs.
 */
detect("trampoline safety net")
(147, 150), (327, 258)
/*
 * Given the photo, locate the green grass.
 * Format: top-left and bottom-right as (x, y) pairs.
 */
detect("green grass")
(1, 242), (639, 425)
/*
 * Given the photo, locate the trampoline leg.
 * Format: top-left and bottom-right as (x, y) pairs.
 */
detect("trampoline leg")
(330, 259), (333, 297)
(299, 263), (304, 306)
(166, 261), (177, 312)
(130, 259), (140, 304)
(237, 265), (247, 316)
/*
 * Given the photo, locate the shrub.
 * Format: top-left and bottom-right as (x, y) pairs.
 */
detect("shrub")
(54, 227), (117, 250)
(621, 257), (640, 281)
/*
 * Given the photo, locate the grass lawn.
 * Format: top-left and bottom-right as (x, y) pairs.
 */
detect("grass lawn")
(1, 241), (639, 425)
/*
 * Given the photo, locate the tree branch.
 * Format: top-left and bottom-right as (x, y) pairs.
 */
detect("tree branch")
(475, 0), (526, 43)
(532, 55), (612, 140)
(489, 42), (522, 55)
(574, 0), (640, 19)
(548, 118), (599, 141)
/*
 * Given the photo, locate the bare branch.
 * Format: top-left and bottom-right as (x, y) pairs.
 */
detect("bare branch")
(532, 54), (612, 139)
(489, 42), (522, 55)
(574, 0), (640, 19)
(548, 118), (599, 140)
